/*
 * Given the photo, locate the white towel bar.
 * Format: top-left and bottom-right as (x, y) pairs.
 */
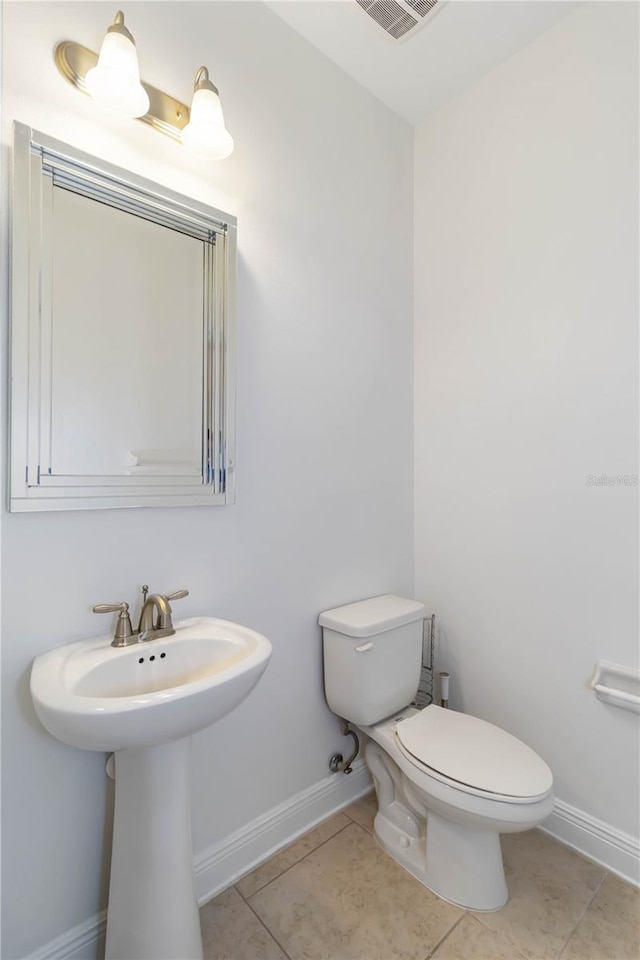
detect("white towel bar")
(590, 660), (640, 714)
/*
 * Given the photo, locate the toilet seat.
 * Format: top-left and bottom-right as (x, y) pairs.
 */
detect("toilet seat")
(395, 705), (553, 803)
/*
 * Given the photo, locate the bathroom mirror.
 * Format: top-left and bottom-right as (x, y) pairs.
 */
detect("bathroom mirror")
(10, 122), (236, 511)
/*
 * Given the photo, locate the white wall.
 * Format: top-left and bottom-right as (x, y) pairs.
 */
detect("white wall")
(0, 3), (414, 956)
(415, 0), (638, 844)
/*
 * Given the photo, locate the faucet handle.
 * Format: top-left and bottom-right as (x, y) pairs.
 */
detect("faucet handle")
(93, 602), (129, 615)
(165, 589), (189, 602)
(92, 602), (138, 648)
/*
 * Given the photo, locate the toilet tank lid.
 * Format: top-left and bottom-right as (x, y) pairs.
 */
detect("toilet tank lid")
(318, 595), (426, 637)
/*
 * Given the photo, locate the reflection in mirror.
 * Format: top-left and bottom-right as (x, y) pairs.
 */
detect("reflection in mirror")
(10, 122), (236, 511)
(51, 189), (203, 477)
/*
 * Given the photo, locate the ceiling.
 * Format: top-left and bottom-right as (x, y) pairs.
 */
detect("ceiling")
(265, 0), (577, 125)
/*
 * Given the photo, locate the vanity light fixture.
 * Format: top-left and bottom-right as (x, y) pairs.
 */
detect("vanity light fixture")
(54, 11), (234, 159)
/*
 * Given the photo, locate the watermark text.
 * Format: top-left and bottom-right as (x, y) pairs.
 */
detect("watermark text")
(585, 474), (638, 487)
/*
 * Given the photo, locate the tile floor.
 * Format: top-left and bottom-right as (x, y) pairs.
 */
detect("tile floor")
(200, 793), (640, 960)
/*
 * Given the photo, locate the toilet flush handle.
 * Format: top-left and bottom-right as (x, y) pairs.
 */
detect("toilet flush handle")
(355, 641), (373, 653)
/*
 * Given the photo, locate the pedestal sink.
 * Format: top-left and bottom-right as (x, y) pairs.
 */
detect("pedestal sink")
(30, 617), (272, 960)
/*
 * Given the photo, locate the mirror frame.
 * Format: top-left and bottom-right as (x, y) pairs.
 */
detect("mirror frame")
(10, 122), (236, 512)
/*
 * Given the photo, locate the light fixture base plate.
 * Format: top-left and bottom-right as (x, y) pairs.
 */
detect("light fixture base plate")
(55, 41), (190, 142)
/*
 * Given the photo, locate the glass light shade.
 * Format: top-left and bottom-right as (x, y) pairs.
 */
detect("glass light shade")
(85, 30), (149, 119)
(182, 87), (234, 160)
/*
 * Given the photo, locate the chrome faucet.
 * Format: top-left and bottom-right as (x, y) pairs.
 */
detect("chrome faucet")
(93, 586), (189, 647)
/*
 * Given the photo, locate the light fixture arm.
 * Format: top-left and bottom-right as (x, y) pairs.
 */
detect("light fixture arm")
(107, 10), (135, 44)
(193, 66), (219, 96)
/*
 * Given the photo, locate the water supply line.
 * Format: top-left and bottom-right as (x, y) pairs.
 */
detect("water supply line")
(329, 718), (360, 774)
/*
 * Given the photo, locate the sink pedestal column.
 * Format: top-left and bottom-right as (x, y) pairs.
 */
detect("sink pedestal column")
(105, 737), (203, 960)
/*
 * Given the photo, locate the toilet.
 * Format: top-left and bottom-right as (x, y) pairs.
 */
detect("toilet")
(319, 595), (554, 911)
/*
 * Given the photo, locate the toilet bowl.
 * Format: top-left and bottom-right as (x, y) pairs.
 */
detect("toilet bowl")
(360, 705), (554, 911)
(319, 595), (555, 912)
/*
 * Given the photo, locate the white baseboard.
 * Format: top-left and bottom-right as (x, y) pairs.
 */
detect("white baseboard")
(25, 760), (371, 960)
(26, 913), (106, 960)
(540, 799), (640, 887)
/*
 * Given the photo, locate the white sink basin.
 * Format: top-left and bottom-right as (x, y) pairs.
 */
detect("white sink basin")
(31, 616), (272, 751)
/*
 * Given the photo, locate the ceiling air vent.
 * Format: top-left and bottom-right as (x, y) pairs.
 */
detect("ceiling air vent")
(355, 0), (441, 41)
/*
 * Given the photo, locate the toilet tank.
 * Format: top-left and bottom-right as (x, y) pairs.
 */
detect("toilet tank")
(319, 595), (426, 726)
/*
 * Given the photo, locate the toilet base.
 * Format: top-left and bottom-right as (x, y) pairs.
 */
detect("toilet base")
(366, 739), (509, 912)
(373, 807), (508, 912)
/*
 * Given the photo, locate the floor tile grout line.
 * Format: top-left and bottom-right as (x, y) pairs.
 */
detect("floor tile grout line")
(341, 807), (375, 832)
(342, 812), (375, 835)
(235, 889), (295, 960)
(424, 912), (466, 959)
(470, 904), (507, 939)
(469, 902), (532, 958)
(235, 819), (356, 899)
(556, 869), (609, 960)
(235, 814), (353, 893)
(461, 912), (531, 960)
